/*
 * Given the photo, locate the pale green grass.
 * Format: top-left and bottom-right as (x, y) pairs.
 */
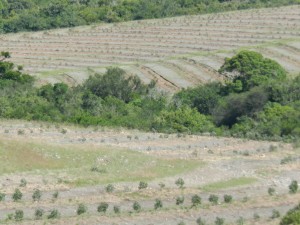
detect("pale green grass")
(201, 177), (257, 192)
(0, 138), (200, 187)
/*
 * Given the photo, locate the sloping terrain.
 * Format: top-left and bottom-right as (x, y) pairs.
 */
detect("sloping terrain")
(0, 5), (299, 91)
(0, 120), (299, 224)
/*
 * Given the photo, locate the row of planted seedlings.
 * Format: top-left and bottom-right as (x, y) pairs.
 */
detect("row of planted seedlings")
(1, 178), (298, 222)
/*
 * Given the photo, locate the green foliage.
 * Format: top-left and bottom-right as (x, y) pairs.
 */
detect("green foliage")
(215, 217), (225, 225)
(154, 199), (163, 210)
(32, 189), (42, 201)
(47, 209), (60, 219)
(268, 187), (275, 196)
(280, 203), (300, 225)
(271, 209), (281, 219)
(14, 210), (24, 221)
(12, 189), (22, 201)
(223, 194), (233, 203)
(175, 178), (185, 188)
(196, 217), (206, 225)
(289, 180), (298, 194)
(191, 194), (201, 206)
(138, 181), (148, 190)
(105, 184), (114, 193)
(113, 205), (120, 214)
(133, 201), (141, 212)
(219, 50), (287, 92)
(154, 107), (215, 133)
(97, 202), (109, 213)
(1, 0), (298, 34)
(34, 208), (44, 220)
(176, 196), (185, 205)
(208, 194), (219, 204)
(77, 203), (87, 215)
(0, 193), (5, 201)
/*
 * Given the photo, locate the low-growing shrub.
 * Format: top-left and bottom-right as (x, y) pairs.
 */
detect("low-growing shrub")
(224, 194), (233, 203)
(13, 189), (22, 202)
(32, 189), (42, 201)
(154, 199), (163, 210)
(159, 182), (166, 189)
(191, 195), (201, 206)
(271, 209), (281, 219)
(133, 201), (141, 212)
(52, 191), (59, 199)
(106, 184), (115, 193)
(47, 209), (60, 219)
(0, 193), (5, 201)
(176, 196), (185, 205)
(113, 205), (120, 214)
(19, 178), (27, 187)
(268, 187), (275, 196)
(14, 210), (24, 221)
(209, 194), (219, 204)
(77, 203), (87, 215)
(35, 208), (44, 220)
(97, 202), (109, 213)
(175, 178), (185, 188)
(236, 217), (245, 225)
(253, 213), (260, 220)
(138, 181), (148, 190)
(289, 180), (298, 194)
(196, 217), (206, 225)
(215, 217), (225, 225)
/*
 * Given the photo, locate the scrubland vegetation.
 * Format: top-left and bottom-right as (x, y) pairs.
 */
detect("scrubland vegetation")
(0, 50), (299, 142)
(0, 0), (299, 33)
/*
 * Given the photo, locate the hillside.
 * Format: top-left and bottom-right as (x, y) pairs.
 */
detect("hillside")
(0, 5), (299, 91)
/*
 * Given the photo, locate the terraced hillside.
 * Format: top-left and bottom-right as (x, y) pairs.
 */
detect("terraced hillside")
(0, 5), (300, 91)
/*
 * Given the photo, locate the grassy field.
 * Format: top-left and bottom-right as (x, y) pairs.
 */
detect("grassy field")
(0, 138), (200, 186)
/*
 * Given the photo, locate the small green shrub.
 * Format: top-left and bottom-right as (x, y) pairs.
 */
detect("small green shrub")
(268, 187), (275, 196)
(77, 203), (87, 215)
(191, 194), (201, 206)
(133, 201), (141, 212)
(47, 209), (60, 219)
(12, 189), (22, 202)
(271, 209), (281, 219)
(253, 213), (260, 220)
(176, 196), (185, 205)
(215, 217), (225, 225)
(34, 208), (44, 220)
(14, 210), (24, 221)
(196, 217), (206, 225)
(154, 199), (163, 210)
(97, 202), (109, 213)
(52, 191), (59, 199)
(113, 205), (120, 214)
(19, 178), (27, 187)
(236, 217), (245, 225)
(223, 194), (232, 203)
(138, 181), (148, 190)
(175, 178), (185, 188)
(106, 184), (115, 193)
(0, 193), (5, 201)
(159, 182), (166, 189)
(289, 180), (298, 194)
(32, 189), (42, 201)
(209, 194), (219, 204)
(178, 222), (186, 225)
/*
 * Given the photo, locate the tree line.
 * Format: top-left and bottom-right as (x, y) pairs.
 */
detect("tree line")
(0, 0), (299, 33)
(0, 50), (299, 141)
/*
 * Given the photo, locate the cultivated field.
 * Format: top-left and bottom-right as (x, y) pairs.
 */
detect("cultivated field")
(0, 5), (300, 90)
(0, 120), (299, 224)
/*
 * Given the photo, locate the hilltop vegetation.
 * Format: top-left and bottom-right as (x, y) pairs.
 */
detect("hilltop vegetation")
(0, 50), (299, 141)
(0, 0), (299, 33)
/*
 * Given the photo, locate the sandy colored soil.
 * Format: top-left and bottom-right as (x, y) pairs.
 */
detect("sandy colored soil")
(0, 120), (299, 224)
